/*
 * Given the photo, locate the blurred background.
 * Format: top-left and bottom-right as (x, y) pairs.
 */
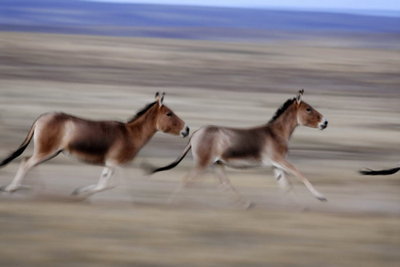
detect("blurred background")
(0, 0), (399, 266)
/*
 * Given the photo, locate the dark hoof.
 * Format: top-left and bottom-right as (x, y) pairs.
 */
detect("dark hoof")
(71, 189), (82, 196)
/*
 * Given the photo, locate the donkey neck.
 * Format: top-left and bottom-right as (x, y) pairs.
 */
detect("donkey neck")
(268, 103), (299, 141)
(126, 105), (159, 146)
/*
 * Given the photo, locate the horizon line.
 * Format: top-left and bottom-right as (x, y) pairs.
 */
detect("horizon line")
(82, 1), (400, 17)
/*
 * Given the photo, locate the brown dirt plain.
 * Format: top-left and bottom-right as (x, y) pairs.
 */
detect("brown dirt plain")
(0, 31), (399, 266)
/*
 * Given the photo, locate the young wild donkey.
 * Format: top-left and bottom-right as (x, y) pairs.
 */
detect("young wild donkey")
(0, 92), (189, 196)
(148, 90), (328, 204)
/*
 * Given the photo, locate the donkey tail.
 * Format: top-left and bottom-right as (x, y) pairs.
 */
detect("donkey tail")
(0, 121), (36, 167)
(359, 167), (400, 176)
(145, 142), (192, 174)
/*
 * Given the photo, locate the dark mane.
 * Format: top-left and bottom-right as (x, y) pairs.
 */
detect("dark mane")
(127, 101), (157, 123)
(269, 98), (296, 123)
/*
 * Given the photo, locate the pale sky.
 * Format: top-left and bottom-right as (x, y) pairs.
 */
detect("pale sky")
(88, 0), (400, 11)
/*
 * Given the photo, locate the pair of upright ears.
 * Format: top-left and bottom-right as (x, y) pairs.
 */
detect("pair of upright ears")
(296, 89), (304, 104)
(155, 92), (165, 106)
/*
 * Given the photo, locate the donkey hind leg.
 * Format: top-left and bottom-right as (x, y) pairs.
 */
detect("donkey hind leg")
(72, 166), (115, 197)
(1, 151), (61, 193)
(273, 159), (327, 202)
(213, 164), (253, 209)
(168, 167), (204, 204)
(273, 168), (292, 192)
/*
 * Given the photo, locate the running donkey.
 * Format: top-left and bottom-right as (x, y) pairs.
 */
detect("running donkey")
(0, 92), (189, 196)
(149, 90), (329, 202)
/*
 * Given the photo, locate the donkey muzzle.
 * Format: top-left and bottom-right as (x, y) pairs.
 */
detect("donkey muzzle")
(181, 126), (190, 137)
(319, 119), (328, 130)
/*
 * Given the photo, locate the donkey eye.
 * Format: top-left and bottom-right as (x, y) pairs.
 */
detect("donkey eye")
(306, 108), (312, 113)
(166, 112), (173, 117)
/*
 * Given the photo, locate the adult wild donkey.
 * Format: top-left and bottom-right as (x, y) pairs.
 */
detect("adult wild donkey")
(0, 92), (189, 196)
(148, 90), (328, 204)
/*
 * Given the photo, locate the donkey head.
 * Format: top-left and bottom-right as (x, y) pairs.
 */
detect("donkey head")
(296, 90), (328, 130)
(154, 92), (190, 137)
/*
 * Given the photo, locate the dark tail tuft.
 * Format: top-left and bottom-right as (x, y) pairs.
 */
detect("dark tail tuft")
(0, 144), (29, 167)
(144, 143), (191, 174)
(151, 158), (184, 173)
(0, 121), (35, 168)
(359, 167), (400, 176)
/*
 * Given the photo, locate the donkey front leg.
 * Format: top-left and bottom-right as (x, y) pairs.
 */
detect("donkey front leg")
(272, 159), (327, 201)
(72, 166), (115, 197)
(273, 168), (292, 192)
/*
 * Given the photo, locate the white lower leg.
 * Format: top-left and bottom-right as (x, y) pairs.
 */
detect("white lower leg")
(273, 160), (327, 202)
(214, 166), (252, 208)
(73, 167), (114, 196)
(94, 167), (114, 191)
(168, 169), (200, 203)
(273, 168), (292, 192)
(303, 179), (326, 201)
(4, 158), (33, 192)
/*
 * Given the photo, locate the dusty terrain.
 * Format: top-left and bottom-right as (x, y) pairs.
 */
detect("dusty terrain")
(0, 31), (399, 266)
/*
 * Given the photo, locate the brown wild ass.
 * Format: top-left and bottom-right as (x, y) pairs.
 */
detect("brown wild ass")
(148, 90), (328, 204)
(0, 92), (189, 196)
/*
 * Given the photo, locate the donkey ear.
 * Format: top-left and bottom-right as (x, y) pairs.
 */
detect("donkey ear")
(157, 92), (165, 106)
(296, 89), (304, 104)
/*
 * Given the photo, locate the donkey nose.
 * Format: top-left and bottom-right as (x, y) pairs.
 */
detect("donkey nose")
(181, 126), (190, 137)
(320, 119), (328, 130)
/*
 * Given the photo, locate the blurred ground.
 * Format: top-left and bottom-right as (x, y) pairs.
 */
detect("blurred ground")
(0, 31), (399, 266)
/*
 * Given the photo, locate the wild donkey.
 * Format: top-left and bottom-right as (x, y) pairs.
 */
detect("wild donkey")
(148, 90), (328, 204)
(0, 92), (189, 196)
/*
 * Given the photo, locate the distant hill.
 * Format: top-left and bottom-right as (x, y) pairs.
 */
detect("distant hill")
(0, 0), (399, 40)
